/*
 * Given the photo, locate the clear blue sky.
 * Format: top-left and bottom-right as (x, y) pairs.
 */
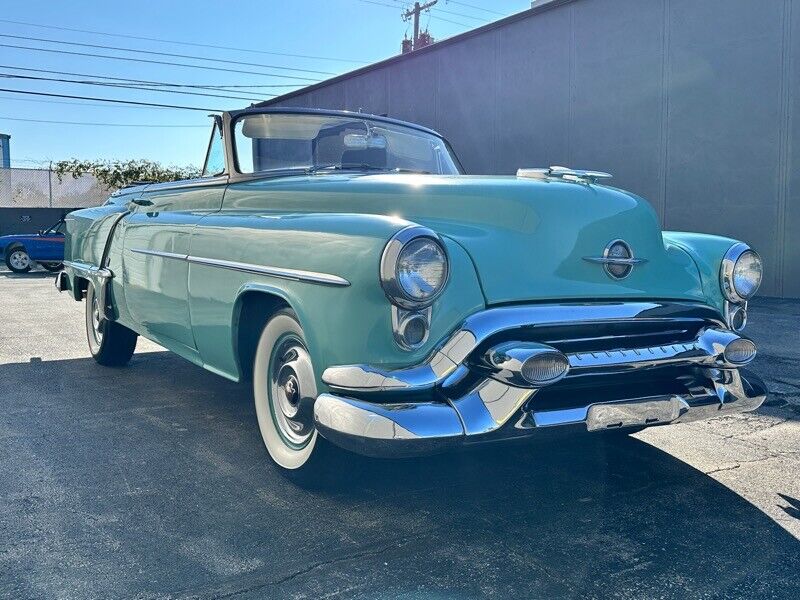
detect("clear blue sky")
(0, 0), (528, 169)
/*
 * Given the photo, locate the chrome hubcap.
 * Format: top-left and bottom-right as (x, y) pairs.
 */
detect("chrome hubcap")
(91, 294), (103, 343)
(9, 251), (29, 269)
(269, 336), (315, 448)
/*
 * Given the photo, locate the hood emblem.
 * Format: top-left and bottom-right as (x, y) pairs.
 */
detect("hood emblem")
(583, 239), (646, 280)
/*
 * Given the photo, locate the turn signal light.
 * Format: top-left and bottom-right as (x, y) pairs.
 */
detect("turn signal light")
(724, 338), (757, 365)
(521, 352), (571, 386)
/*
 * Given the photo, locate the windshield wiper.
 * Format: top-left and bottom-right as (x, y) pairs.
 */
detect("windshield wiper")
(392, 168), (433, 174)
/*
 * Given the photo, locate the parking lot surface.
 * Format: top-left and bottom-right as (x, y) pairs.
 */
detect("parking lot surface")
(1, 271), (799, 599)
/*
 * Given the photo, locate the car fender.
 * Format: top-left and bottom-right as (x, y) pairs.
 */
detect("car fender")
(188, 212), (486, 383)
(663, 231), (745, 313)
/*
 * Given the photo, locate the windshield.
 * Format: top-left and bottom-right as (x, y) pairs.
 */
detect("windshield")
(44, 219), (65, 234)
(233, 113), (461, 176)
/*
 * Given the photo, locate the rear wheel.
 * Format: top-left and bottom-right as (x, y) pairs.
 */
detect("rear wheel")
(253, 308), (334, 476)
(85, 283), (137, 366)
(5, 248), (31, 273)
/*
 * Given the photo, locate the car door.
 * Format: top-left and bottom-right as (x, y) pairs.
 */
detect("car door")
(121, 177), (226, 355)
(35, 219), (66, 261)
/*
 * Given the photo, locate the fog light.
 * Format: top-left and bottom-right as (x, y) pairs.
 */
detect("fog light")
(521, 352), (571, 386)
(401, 314), (427, 347)
(393, 310), (429, 350)
(724, 338), (757, 365)
(729, 305), (747, 332)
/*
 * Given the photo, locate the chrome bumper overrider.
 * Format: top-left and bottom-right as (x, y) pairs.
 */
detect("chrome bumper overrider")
(313, 302), (768, 457)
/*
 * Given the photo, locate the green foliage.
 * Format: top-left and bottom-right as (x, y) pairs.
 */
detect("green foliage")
(52, 159), (201, 189)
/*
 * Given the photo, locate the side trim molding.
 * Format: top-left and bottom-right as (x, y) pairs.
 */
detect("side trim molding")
(130, 248), (188, 261)
(129, 248), (350, 287)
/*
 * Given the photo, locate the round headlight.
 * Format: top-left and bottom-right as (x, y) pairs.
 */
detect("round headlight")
(732, 251), (762, 300)
(396, 238), (447, 301)
(722, 244), (762, 303)
(381, 226), (449, 308)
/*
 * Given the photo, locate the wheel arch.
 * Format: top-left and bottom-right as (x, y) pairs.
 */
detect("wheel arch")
(5, 241), (26, 255)
(232, 284), (301, 382)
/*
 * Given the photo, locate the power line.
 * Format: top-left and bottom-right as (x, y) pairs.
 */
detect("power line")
(390, 0), (489, 22)
(358, 0), (473, 27)
(0, 33), (339, 76)
(0, 92), (183, 110)
(0, 88), (223, 112)
(0, 72), (273, 102)
(0, 116), (208, 128)
(0, 18), (369, 65)
(0, 64), (305, 91)
(0, 43), (323, 82)
(445, 1), (506, 17)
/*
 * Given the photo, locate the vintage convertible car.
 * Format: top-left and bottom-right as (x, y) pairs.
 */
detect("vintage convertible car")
(56, 108), (767, 473)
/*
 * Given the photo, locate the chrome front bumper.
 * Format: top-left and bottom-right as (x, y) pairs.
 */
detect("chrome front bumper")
(313, 302), (768, 457)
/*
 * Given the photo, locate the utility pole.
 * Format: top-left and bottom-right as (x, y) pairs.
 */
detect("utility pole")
(403, 1), (437, 50)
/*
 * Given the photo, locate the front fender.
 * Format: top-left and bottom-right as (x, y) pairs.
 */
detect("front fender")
(189, 212), (486, 383)
(663, 231), (745, 314)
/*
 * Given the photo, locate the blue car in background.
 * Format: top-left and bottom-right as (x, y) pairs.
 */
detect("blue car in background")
(0, 217), (66, 273)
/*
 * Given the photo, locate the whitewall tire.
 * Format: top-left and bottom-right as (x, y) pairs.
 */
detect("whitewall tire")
(253, 309), (329, 471)
(85, 283), (137, 367)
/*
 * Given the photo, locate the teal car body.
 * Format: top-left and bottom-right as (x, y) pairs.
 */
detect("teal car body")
(57, 108), (767, 468)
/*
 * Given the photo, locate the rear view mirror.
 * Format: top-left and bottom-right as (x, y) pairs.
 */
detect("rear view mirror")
(344, 133), (387, 150)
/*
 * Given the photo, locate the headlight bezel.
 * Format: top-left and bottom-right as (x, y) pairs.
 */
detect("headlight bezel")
(721, 243), (763, 304)
(380, 225), (450, 309)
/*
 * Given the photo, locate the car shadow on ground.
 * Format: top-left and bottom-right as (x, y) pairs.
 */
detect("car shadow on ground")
(1, 351), (798, 599)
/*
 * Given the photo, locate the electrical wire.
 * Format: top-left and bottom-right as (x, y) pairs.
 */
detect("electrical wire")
(0, 43), (323, 82)
(0, 72), (273, 102)
(0, 92), (185, 110)
(0, 88), (223, 111)
(0, 116), (207, 127)
(0, 18), (370, 65)
(446, 1), (506, 17)
(0, 64), (305, 91)
(358, 0), (473, 28)
(388, 0), (489, 22)
(0, 33), (339, 76)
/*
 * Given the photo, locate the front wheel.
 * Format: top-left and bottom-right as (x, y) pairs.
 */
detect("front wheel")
(5, 248), (31, 273)
(85, 283), (137, 366)
(41, 262), (64, 272)
(253, 308), (334, 475)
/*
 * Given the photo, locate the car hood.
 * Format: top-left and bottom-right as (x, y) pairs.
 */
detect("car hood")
(230, 173), (706, 305)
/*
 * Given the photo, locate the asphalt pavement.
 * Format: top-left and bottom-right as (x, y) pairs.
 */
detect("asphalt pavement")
(0, 270), (798, 599)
